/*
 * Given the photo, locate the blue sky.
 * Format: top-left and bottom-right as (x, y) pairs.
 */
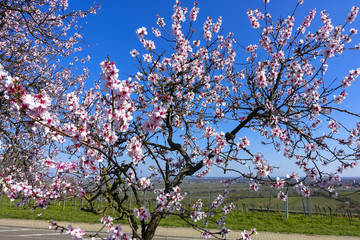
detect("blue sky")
(69, 0), (360, 177)
(71, 0), (360, 78)
(69, 0), (360, 76)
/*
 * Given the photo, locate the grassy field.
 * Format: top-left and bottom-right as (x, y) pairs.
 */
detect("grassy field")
(0, 198), (359, 236)
(0, 180), (359, 236)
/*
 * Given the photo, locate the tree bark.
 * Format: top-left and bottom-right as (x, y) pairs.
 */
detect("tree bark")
(142, 213), (162, 240)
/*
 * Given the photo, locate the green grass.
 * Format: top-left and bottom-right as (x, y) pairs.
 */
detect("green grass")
(158, 209), (360, 236)
(225, 211), (360, 236)
(232, 196), (344, 212)
(0, 199), (116, 224)
(1, 181), (359, 237)
(156, 210), (360, 236)
(338, 191), (360, 203)
(0, 197), (359, 236)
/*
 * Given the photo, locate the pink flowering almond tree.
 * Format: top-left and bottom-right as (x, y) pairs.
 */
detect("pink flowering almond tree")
(0, 0), (100, 204)
(2, 0), (360, 240)
(0, 0), (98, 171)
(126, 0), (360, 237)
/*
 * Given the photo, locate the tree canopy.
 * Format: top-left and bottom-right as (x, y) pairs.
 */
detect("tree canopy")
(1, 0), (360, 239)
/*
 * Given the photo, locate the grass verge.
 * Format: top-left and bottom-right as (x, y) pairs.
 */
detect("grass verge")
(0, 198), (359, 236)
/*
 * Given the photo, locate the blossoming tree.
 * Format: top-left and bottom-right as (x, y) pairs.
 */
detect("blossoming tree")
(1, 0), (360, 239)
(0, 0), (98, 170)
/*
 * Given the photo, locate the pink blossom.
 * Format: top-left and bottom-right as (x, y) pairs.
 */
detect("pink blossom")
(143, 105), (167, 132)
(241, 230), (251, 240)
(67, 225), (85, 240)
(134, 206), (150, 222)
(136, 27), (148, 38)
(333, 91), (348, 103)
(191, 210), (207, 222)
(254, 63), (268, 88)
(272, 177), (285, 189)
(137, 177), (151, 190)
(346, 6), (359, 23)
(143, 40), (156, 51)
(246, 44), (258, 53)
(157, 15), (165, 27)
(126, 136), (144, 164)
(143, 54), (153, 62)
(328, 120), (339, 133)
(189, 2), (199, 21)
(201, 231), (211, 239)
(277, 191), (287, 201)
(220, 226), (230, 238)
(247, 9), (260, 29)
(130, 49), (139, 57)
(249, 182), (259, 192)
(152, 27), (161, 37)
(203, 125), (215, 138)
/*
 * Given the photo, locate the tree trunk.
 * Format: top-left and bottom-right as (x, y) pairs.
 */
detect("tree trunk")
(141, 213), (162, 240)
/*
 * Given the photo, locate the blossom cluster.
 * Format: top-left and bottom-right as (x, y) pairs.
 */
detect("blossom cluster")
(252, 153), (273, 178)
(134, 207), (151, 222)
(126, 136), (144, 165)
(67, 225), (85, 240)
(142, 105), (167, 132)
(155, 186), (186, 213)
(191, 199), (207, 222)
(2, 0), (360, 239)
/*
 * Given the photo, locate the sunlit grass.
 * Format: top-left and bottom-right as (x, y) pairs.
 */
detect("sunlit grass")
(0, 197), (359, 236)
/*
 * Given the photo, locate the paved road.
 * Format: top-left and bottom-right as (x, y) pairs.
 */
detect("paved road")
(0, 225), (200, 240)
(0, 225), (66, 240)
(0, 225), (198, 240)
(0, 218), (360, 240)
